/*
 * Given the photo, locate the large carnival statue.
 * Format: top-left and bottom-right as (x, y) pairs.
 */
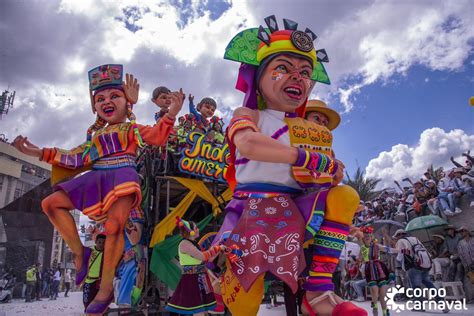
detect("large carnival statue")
(217, 16), (366, 315)
(12, 64), (184, 315)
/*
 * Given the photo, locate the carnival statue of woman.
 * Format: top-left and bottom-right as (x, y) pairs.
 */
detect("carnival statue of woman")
(217, 16), (367, 316)
(13, 64), (184, 315)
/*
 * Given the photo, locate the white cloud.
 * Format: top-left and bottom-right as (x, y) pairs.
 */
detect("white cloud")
(365, 128), (474, 189)
(1, 0), (472, 151)
(326, 0), (473, 111)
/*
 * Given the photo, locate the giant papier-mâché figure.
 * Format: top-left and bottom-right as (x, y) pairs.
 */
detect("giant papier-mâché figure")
(216, 16), (367, 316)
(12, 64), (184, 315)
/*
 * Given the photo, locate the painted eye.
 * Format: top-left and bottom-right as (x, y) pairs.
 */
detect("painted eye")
(301, 70), (311, 78)
(275, 65), (288, 73)
(97, 97), (105, 102)
(111, 94), (119, 99)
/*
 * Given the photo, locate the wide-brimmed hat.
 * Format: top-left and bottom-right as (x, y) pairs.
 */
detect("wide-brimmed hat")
(392, 229), (407, 238)
(432, 234), (445, 240)
(444, 224), (456, 231)
(305, 100), (341, 130)
(458, 226), (470, 233)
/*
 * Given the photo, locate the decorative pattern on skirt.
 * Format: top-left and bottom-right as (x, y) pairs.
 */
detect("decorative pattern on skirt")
(365, 260), (390, 287)
(224, 194), (306, 293)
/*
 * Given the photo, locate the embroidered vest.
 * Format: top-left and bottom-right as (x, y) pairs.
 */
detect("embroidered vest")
(89, 123), (131, 161)
(284, 117), (334, 188)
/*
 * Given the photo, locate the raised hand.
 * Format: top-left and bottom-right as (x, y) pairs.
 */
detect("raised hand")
(188, 93), (194, 103)
(168, 88), (185, 118)
(122, 73), (140, 104)
(12, 136), (42, 158)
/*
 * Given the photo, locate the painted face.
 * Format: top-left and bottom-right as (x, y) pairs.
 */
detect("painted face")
(94, 88), (128, 124)
(306, 111), (329, 127)
(152, 93), (171, 109)
(258, 54), (313, 112)
(199, 103), (216, 118)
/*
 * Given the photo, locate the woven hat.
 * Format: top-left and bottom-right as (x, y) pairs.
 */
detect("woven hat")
(305, 100), (340, 130)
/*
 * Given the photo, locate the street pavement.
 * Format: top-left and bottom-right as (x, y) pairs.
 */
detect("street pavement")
(0, 291), (472, 315)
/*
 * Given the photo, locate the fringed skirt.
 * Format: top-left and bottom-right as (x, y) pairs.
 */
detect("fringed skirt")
(365, 260), (391, 287)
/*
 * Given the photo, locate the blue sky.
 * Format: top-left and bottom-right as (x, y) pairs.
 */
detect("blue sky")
(335, 57), (474, 177)
(0, 0), (472, 189)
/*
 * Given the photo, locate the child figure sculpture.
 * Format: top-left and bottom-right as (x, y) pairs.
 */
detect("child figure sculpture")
(13, 64), (184, 315)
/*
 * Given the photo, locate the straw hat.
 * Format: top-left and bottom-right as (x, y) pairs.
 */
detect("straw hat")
(392, 229), (407, 239)
(305, 100), (341, 130)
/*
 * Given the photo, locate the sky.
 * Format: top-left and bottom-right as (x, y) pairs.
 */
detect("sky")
(0, 0), (473, 190)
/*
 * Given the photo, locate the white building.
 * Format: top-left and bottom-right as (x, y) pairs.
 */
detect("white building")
(0, 140), (51, 208)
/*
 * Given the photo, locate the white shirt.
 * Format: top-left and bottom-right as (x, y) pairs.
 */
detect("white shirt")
(64, 271), (71, 283)
(395, 236), (421, 270)
(235, 109), (299, 189)
(53, 271), (61, 281)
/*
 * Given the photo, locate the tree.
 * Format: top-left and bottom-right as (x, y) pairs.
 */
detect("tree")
(343, 167), (381, 201)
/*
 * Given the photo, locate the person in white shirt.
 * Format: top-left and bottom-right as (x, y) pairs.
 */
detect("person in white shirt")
(64, 269), (72, 297)
(393, 229), (447, 313)
(437, 172), (457, 216)
(50, 268), (61, 300)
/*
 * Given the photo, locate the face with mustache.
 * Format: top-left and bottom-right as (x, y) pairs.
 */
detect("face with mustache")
(258, 54), (314, 113)
(93, 88), (128, 124)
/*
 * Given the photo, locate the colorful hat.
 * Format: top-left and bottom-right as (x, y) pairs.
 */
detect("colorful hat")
(88, 64), (123, 93)
(224, 15), (330, 113)
(305, 100), (341, 130)
(88, 64), (124, 113)
(176, 216), (195, 236)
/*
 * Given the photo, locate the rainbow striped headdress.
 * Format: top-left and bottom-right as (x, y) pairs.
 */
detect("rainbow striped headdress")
(176, 216), (195, 236)
(224, 15), (330, 113)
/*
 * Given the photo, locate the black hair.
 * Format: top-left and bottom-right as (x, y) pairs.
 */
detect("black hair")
(197, 97), (217, 110)
(152, 86), (171, 100)
(95, 233), (106, 241)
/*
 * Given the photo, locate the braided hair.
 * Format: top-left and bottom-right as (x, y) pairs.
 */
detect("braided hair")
(127, 104), (145, 148)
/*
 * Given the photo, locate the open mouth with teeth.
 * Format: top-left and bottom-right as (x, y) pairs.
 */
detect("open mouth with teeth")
(284, 86), (303, 100)
(102, 106), (116, 117)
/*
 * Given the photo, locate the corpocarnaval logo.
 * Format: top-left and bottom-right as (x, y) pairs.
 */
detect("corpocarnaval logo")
(385, 286), (468, 312)
(385, 286), (405, 313)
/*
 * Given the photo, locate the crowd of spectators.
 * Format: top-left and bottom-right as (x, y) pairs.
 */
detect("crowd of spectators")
(353, 151), (474, 226)
(342, 152), (474, 308)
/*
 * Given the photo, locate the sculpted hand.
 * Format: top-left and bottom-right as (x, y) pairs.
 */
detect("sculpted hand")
(122, 73), (140, 104)
(168, 88), (185, 118)
(12, 136), (42, 158)
(188, 93), (194, 103)
(333, 159), (345, 185)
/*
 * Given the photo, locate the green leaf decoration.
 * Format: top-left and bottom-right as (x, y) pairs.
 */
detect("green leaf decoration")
(224, 27), (331, 85)
(312, 62), (330, 85)
(224, 28), (261, 66)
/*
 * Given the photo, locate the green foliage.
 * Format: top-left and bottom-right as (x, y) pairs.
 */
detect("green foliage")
(343, 167), (381, 201)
